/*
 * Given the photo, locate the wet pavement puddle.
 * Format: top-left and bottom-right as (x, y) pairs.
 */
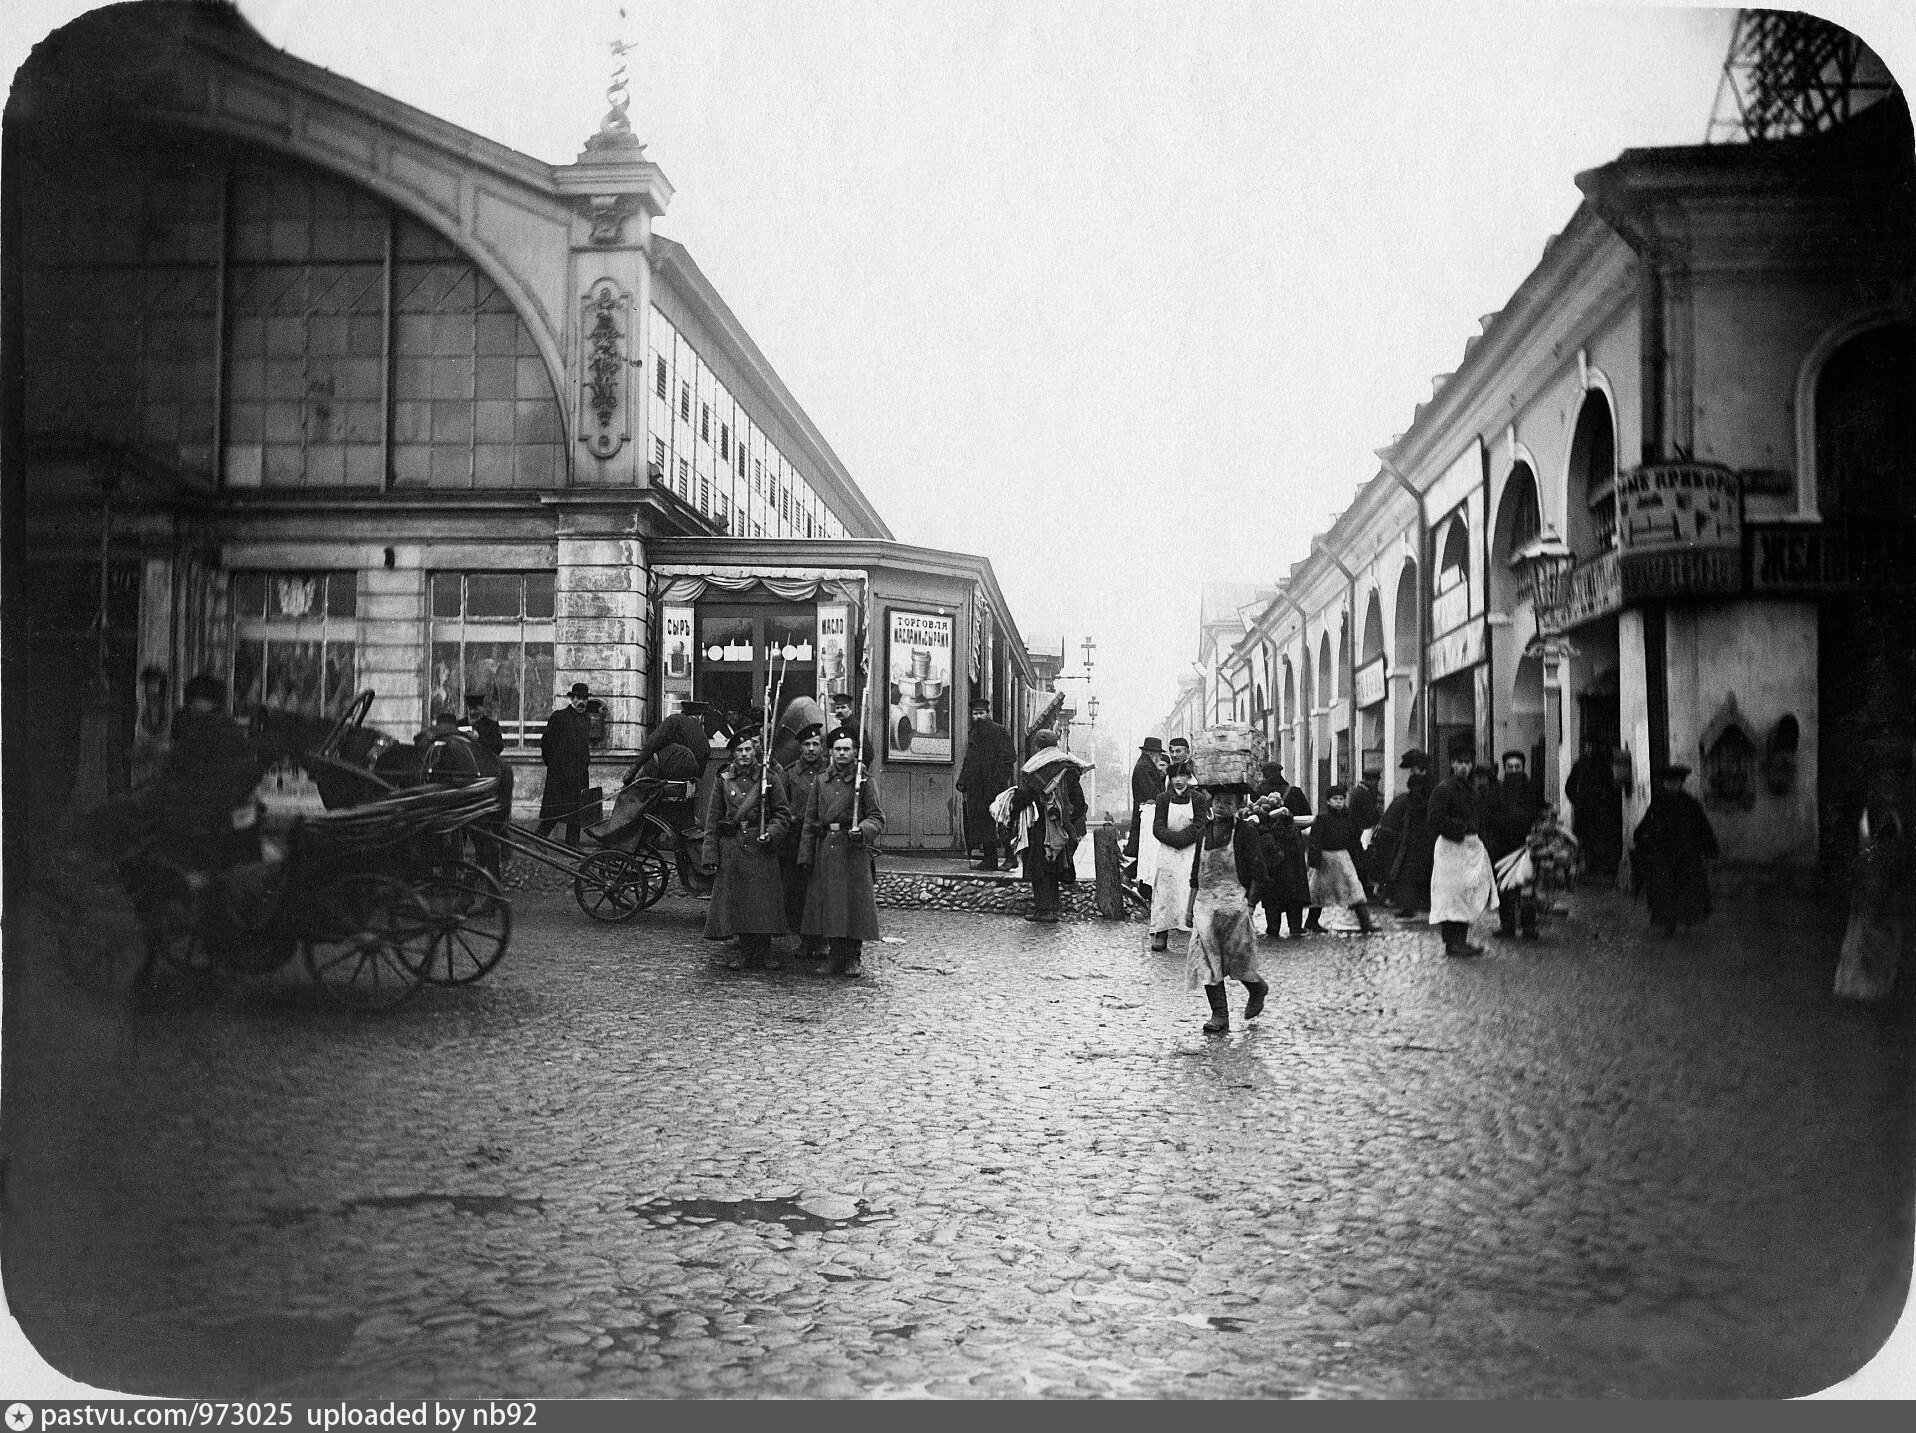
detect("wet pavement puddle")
(628, 1194), (893, 1231)
(255, 1192), (545, 1226)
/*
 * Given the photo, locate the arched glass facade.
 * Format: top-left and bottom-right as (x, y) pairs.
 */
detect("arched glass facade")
(20, 140), (565, 492)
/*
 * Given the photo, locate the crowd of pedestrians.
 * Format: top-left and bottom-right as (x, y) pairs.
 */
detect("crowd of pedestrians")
(1118, 730), (1724, 1029)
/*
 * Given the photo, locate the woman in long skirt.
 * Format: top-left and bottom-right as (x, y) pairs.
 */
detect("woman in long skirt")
(1306, 783), (1376, 933)
(701, 728), (791, 970)
(1187, 789), (1271, 1034)
(1148, 763), (1202, 950)
(799, 727), (886, 978)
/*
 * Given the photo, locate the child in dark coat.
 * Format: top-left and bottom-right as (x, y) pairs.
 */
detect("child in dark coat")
(1247, 795), (1312, 938)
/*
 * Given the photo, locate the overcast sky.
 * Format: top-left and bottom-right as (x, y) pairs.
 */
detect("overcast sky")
(7, 0), (1914, 757)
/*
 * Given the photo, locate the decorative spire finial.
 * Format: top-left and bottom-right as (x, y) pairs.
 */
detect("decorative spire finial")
(584, 5), (646, 157)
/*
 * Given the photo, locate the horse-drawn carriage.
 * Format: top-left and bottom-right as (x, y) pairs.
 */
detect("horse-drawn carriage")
(51, 687), (706, 1005)
(56, 691), (511, 1008)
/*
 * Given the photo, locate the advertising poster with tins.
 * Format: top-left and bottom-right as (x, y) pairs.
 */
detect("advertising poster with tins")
(886, 608), (953, 762)
(660, 605), (695, 710)
(817, 602), (852, 700)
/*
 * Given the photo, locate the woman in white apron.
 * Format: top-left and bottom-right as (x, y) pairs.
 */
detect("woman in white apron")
(1148, 764), (1202, 949)
(1186, 789), (1270, 1033)
(1426, 747), (1498, 957)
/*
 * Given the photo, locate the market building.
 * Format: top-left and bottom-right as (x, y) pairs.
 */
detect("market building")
(4, 0), (1039, 852)
(1186, 21), (1911, 874)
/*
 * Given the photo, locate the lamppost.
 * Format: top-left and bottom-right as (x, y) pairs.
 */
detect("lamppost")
(1055, 636), (1096, 755)
(1084, 692), (1100, 818)
(1056, 635), (1097, 684)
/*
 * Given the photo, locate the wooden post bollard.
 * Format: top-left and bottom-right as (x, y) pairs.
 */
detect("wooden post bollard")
(1093, 821), (1124, 919)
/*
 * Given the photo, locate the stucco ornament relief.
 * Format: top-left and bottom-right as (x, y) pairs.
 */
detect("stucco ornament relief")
(580, 279), (630, 459)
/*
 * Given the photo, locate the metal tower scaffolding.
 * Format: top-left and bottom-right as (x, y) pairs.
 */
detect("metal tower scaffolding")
(1707, 8), (1898, 142)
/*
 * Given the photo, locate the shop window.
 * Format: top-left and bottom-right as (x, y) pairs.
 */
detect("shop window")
(695, 606), (818, 719)
(428, 571), (556, 747)
(655, 355), (667, 400)
(230, 570), (359, 716)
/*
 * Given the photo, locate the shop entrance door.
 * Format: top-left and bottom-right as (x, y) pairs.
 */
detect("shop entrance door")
(695, 605), (818, 726)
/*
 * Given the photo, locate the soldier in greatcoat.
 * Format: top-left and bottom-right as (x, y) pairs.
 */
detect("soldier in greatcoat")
(701, 725), (791, 970)
(780, 722), (831, 960)
(799, 726), (886, 977)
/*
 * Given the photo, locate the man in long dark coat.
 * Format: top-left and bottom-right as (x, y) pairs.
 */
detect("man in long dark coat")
(1388, 748), (1435, 916)
(799, 726), (886, 977)
(1486, 750), (1542, 939)
(537, 682), (595, 845)
(956, 698), (1018, 870)
(149, 673), (265, 871)
(1632, 763), (1719, 936)
(1566, 735), (1623, 884)
(1126, 737), (1168, 892)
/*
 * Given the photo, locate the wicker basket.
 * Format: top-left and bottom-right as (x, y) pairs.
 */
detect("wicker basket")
(1189, 723), (1268, 789)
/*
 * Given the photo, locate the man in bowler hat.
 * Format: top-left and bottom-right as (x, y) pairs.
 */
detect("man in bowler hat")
(538, 682), (595, 845)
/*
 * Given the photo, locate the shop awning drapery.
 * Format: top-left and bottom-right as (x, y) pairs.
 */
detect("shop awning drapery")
(653, 572), (866, 609)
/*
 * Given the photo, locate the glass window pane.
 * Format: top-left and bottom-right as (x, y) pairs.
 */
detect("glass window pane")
(431, 573), (463, 618)
(232, 636), (266, 708)
(231, 571), (267, 618)
(524, 572), (555, 619)
(323, 641), (357, 714)
(429, 641), (462, 721)
(466, 573), (520, 618)
(462, 641), (523, 731)
(268, 573), (326, 619)
(521, 643), (554, 742)
(263, 639), (326, 713)
(324, 572), (357, 617)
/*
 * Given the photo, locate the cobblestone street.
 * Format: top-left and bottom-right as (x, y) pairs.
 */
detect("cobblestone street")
(5, 881), (1910, 1400)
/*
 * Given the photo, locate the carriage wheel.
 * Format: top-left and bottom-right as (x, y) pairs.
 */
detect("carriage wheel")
(572, 849), (661, 922)
(415, 859), (513, 985)
(301, 873), (433, 1009)
(627, 845), (671, 909)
